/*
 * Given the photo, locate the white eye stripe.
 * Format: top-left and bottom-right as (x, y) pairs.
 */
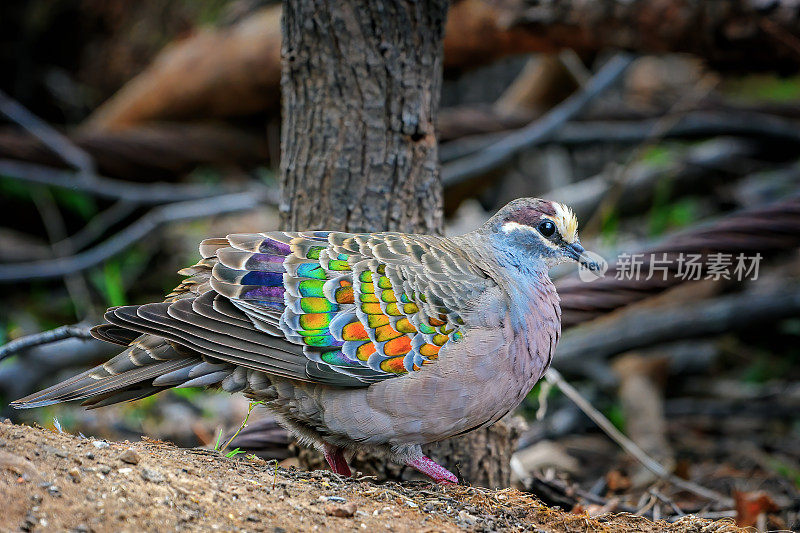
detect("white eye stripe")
(500, 221), (560, 249)
(501, 221), (537, 233)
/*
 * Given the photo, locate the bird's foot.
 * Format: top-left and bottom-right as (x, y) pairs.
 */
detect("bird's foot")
(406, 455), (458, 484)
(322, 444), (352, 477)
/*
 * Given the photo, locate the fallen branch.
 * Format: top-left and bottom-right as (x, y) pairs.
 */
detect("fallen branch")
(0, 159), (249, 204)
(440, 110), (800, 164)
(0, 188), (276, 282)
(53, 201), (139, 252)
(0, 90), (94, 175)
(555, 285), (800, 377)
(544, 368), (734, 507)
(441, 53), (633, 186)
(0, 325), (94, 362)
(547, 138), (761, 222)
(0, 123), (270, 181)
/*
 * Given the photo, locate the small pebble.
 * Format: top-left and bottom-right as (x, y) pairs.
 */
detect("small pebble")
(91, 441), (109, 449)
(42, 445), (68, 458)
(141, 468), (165, 483)
(67, 468), (81, 483)
(325, 502), (357, 518)
(119, 448), (140, 465)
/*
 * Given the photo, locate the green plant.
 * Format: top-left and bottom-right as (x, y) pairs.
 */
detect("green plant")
(213, 429), (224, 452)
(225, 447), (246, 458)
(215, 400), (265, 455)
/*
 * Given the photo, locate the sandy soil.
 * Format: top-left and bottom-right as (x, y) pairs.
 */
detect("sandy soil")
(0, 420), (746, 532)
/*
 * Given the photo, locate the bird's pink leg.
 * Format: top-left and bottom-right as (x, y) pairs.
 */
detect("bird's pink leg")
(406, 455), (458, 484)
(322, 444), (352, 477)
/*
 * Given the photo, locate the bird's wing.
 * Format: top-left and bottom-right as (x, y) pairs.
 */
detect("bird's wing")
(13, 231), (495, 409)
(201, 230), (494, 384)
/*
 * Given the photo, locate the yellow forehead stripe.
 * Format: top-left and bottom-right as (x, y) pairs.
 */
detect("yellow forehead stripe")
(545, 202), (578, 243)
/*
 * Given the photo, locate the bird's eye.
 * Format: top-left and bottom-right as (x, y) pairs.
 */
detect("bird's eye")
(538, 220), (556, 238)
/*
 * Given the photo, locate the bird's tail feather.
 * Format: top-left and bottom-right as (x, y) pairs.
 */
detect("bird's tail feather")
(11, 335), (201, 409)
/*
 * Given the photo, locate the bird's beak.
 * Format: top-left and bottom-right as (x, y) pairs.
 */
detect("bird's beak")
(564, 242), (602, 272)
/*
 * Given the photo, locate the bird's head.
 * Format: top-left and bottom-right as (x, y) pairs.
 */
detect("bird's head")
(485, 198), (599, 271)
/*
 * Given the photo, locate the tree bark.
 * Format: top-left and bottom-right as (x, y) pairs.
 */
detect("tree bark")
(279, 0), (517, 487)
(280, 0), (444, 234)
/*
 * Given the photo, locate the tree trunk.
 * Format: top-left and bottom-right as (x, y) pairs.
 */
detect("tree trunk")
(279, 0), (518, 487)
(280, 0), (444, 234)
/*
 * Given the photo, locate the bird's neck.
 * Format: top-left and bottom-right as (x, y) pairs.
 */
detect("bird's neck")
(455, 232), (560, 326)
(456, 232), (561, 392)
(456, 231), (550, 285)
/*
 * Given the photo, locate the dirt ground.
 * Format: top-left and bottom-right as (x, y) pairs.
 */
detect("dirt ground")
(0, 421), (747, 532)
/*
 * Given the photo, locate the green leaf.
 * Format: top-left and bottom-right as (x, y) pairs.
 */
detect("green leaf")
(225, 448), (245, 458)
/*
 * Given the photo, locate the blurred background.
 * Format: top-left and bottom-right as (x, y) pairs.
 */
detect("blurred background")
(0, 0), (799, 529)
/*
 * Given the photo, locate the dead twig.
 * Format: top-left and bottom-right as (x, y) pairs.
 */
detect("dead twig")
(52, 201), (138, 252)
(441, 53), (633, 186)
(0, 159), (249, 204)
(650, 488), (686, 517)
(0, 89), (94, 175)
(439, 111), (800, 164)
(0, 324), (94, 363)
(30, 187), (97, 318)
(0, 337), (116, 413)
(0, 123), (270, 181)
(0, 188), (276, 282)
(583, 72), (720, 234)
(547, 137), (760, 223)
(545, 368), (735, 508)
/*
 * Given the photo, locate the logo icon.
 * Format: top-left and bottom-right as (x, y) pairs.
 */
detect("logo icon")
(578, 250), (608, 282)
